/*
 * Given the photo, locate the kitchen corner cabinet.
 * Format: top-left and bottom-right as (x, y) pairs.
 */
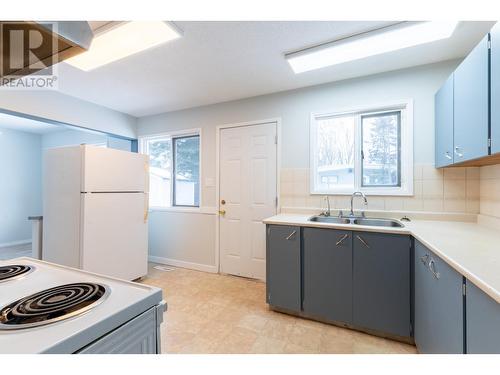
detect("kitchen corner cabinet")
(353, 232), (411, 337)
(453, 34), (489, 163)
(466, 281), (500, 353)
(435, 74), (455, 167)
(303, 227), (353, 325)
(414, 240), (464, 353)
(266, 225), (301, 311)
(491, 23), (500, 155)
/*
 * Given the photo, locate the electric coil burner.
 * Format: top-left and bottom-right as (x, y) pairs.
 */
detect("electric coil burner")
(0, 265), (33, 282)
(0, 282), (109, 330)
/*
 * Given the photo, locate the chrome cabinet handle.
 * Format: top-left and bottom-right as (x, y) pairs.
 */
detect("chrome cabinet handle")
(429, 259), (440, 279)
(445, 152), (452, 160)
(336, 234), (349, 246)
(285, 230), (297, 241)
(356, 235), (370, 248)
(454, 146), (463, 158)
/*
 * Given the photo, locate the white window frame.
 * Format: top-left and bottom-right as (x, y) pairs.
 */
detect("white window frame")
(310, 100), (413, 196)
(139, 128), (202, 211)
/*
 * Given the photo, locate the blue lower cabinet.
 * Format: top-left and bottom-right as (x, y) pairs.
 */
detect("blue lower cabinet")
(303, 227), (353, 325)
(352, 232), (411, 338)
(466, 281), (500, 353)
(266, 225), (301, 311)
(414, 241), (464, 353)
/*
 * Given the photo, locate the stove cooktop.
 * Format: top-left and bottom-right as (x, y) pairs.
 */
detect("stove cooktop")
(0, 265), (34, 282)
(0, 282), (109, 330)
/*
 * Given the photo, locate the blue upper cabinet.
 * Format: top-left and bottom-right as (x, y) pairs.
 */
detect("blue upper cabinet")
(453, 35), (489, 163)
(435, 74), (454, 167)
(491, 23), (500, 155)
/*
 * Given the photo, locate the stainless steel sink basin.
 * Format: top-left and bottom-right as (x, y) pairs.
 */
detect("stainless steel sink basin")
(353, 218), (404, 228)
(308, 216), (404, 228)
(308, 216), (351, 224)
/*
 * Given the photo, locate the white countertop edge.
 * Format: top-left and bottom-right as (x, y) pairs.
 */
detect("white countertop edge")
(263, 213), (500, 304)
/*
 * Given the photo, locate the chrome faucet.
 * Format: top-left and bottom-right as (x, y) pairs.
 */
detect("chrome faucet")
(350, 191), (368, 218)
(322, 196), (331, 217)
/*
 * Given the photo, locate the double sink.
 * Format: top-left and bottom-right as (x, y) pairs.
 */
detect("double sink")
(309, 215), (404, 228)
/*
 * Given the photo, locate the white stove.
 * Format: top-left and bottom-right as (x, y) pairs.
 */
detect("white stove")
(0, 257), (166, 354)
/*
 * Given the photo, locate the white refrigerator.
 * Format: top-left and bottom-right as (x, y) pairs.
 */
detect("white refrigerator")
(43, 145), (149, 281)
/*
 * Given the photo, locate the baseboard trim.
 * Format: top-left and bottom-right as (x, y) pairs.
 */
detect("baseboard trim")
(0, 239), (31, 248)
(148, 255), (218, 274)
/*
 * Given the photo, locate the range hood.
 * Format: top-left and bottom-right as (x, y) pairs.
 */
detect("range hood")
(0, 21), (93, 78)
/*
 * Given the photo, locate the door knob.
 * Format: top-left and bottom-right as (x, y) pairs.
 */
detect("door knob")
(218, 210), (226, 216)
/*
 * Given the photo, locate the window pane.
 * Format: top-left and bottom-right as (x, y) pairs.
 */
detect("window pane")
(361, 112), (401, 187)
(314, 115), (355, 191)
(174, 136), (200, 206)
(148, 138), (172, 207)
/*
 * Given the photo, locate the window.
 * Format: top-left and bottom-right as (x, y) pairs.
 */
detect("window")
(310, 101), (413, 195)
(141, 130), (200, 208)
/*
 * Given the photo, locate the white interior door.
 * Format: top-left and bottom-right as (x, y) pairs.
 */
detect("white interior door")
(219, 122), (277, 280)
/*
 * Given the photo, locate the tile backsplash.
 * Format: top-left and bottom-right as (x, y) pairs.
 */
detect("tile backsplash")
(280, 163), (480, 214)
(479, 164), (500, 219)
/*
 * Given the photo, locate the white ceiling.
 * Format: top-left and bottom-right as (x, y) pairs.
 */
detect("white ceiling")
(0, 113), (62, 134)
(54, 21), (495, 118)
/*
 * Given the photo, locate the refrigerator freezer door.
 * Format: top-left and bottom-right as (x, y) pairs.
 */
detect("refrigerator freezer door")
(81, 192), (148, 280)
(82, 146), (149, 193)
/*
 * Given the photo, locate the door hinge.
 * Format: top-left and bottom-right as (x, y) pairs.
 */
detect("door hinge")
(488, 39), (492, 50)
(275, 197), (278, 207)
(409, 322), (413, 335)
(274, 135), (278, 145)
(462, 283), (467, 296)
(488, 138), (492, 148)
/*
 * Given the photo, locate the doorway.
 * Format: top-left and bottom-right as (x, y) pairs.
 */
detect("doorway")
(217, 120), (278, 280)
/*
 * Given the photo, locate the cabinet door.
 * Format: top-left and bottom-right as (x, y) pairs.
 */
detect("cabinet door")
(491, 24), (500, 154)
(414, 241), (463, 353)
(303, 227), (352, 324)
(266, 225), (301, 311)
(435, 74), (455, 167)
(353, 232), (411, 337)
(466, 281), (500, 353)
(453, 35), (489, 162)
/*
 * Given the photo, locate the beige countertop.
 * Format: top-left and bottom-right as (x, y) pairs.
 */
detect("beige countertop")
(263, 214), (500, 304)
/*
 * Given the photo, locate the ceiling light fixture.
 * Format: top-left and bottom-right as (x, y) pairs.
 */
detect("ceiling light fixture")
(286, 21), (459, 74)
(65, 21), (182, 71)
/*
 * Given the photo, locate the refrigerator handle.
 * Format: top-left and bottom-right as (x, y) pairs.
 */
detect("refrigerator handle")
(144, 193), (149, 223)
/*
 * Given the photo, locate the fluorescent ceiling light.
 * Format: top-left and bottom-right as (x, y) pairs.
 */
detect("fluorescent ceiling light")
(65, 21), (181, 71)
(286, 21), (459, 74)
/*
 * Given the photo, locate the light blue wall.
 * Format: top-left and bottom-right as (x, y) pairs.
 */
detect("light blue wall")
(0, 127), (42, 245)
(41, 129), (108, 149)
(107, 137), (132, 151)
(42, 129), (132, 151)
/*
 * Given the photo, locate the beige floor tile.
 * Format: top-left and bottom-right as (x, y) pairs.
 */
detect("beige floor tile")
(250, 336), (287, 354)
(287, 323), (323, 350)
(237, 313), (270, 332)
(142, 263), (418, 355)
(214, 327), (259, 353)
